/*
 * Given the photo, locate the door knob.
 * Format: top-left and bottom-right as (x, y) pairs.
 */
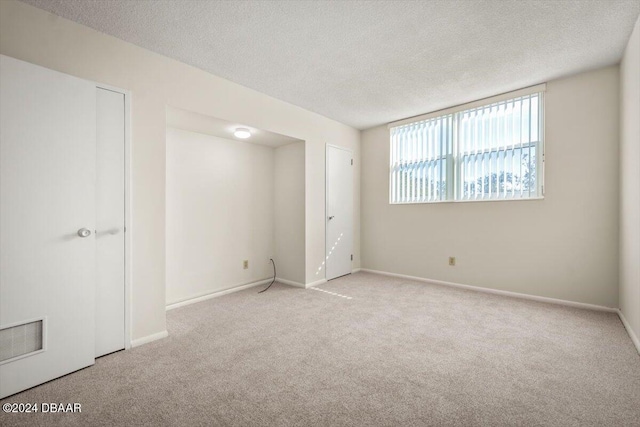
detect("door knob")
(328, 216), (335, 220)
(77, 228), (92, 238)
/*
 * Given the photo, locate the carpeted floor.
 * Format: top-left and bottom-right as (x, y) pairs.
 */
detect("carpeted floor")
(1, 272), (639, 426)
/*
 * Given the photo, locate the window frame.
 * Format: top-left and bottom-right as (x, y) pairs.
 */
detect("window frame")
(388, 85), (545, 205)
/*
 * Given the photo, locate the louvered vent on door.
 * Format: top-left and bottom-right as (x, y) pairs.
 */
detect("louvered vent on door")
(0, 320), (43, 363)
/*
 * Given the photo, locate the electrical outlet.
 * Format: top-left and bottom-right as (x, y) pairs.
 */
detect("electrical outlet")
(243, 260), (249, 269)
(449, 257), (456, 266)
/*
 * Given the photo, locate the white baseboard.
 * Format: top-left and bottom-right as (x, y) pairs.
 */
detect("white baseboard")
(166, 278), (271, 311)
(276, 277), (306, 288)
(131, 330), (168, 348)
(306, 278), (327, 288)
(359, 269), (617, 313)
(617, 309), (640, 355)
(352, 268), (362, 273)
(277, 277), (328, 289)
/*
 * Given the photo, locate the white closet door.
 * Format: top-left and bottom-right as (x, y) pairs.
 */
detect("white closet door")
(95, 88), (125, 357)
(0, 55), (96, 398)
(326, 145), (354, 280)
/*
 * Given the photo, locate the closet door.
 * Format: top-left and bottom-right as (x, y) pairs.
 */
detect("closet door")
(0, 55), (97, 398)
(326, 145), (354, 280)
(95, 88), (126, 357)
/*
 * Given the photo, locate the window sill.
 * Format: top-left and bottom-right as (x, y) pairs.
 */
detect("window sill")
(390, 196), (545, 205)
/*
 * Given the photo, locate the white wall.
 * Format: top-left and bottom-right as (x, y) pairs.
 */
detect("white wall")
(619, 17), (640, 342)
(0, 1), (360, 341)
(166, 128), (275, 304)
(362, 66), (620, 307)
(275, 142), (306, 284)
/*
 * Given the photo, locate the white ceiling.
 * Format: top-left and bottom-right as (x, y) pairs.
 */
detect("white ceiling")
(22, 0), (640, 130)
(166, 106), (303, 148)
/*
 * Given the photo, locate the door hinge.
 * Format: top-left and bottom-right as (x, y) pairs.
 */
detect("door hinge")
(351, 159), (353, 165)
(351, 254), (353, 261)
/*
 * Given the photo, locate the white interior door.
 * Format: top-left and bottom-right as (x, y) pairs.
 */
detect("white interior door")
(0, 55), (97, 398)
(326, 145), (353, 281)
(95, 88), (125, 357)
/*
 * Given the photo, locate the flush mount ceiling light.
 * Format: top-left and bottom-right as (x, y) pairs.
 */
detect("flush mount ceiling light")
(233, 128), (251, 139)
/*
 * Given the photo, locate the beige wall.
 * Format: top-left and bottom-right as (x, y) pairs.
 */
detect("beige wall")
(275, 142), (306, 284)
(0, 1), (360, 341)
(619, 17), (640, 341)
(362, 66), (620, 307)
(166, 128), (275, 305)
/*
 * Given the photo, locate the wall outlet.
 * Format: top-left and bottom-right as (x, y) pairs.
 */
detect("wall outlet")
(449, 257), (456, 266)
(243, 260), (249, 269)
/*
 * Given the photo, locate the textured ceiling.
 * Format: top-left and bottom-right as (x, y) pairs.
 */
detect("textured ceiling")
(21, 0), (640, 129)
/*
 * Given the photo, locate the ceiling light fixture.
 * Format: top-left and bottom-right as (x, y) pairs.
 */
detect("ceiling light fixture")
(233, 128), (251, 139)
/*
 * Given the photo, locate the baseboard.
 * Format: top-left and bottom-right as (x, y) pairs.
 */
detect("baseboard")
(359, 269), (618, 313)
(617, 309), (640, 355)
(352, 268), (362, 273)
(276, 277), (306, 288)
(166, 278), (271, 311)
(305, 278), (327, 288)
(276, 277), (328, 289)
(131, 330), (168, 348)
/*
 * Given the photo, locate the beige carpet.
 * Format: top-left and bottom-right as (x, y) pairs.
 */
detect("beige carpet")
(1, 272), (639, 426)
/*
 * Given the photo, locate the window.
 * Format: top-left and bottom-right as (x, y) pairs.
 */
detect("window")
(390, 86), (544, 204)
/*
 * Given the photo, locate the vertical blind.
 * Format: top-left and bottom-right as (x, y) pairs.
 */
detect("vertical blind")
(390, 89), (544, 204)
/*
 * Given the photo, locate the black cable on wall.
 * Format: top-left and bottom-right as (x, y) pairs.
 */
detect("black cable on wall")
(258, 258), (276, 293)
